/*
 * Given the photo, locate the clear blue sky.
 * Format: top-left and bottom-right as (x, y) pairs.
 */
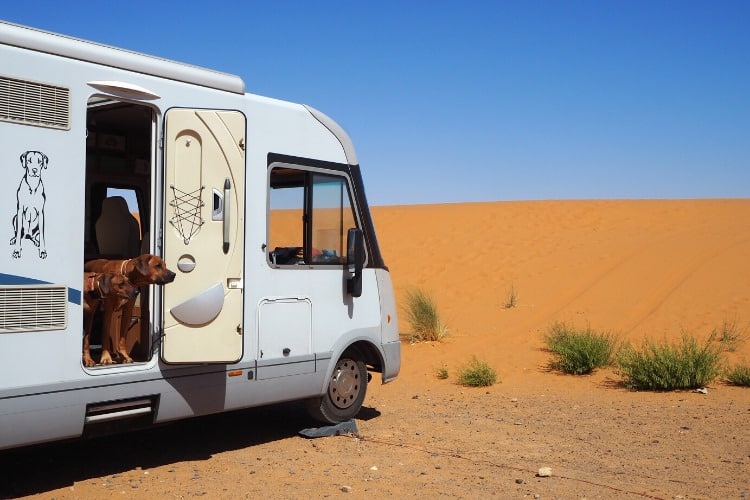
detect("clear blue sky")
(3, 1), (748, 205)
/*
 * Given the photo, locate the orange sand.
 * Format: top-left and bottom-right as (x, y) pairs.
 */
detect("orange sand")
(372, 199), (750, 388)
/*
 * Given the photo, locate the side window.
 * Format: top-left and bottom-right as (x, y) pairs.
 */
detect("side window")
(268, 168), (305, 265)
(85, 184), (144, 259)
(310, 173), (357, 263)
(106, 187), (143, 237)
(268, 165), (358, 267)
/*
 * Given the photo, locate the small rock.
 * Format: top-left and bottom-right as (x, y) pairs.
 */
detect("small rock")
(511, 398), (518, 402)
(695, 388), (708, 394)
(341, 485), (352, 493)
(412, 394), (419, 399)
(369, 466), (378, 471)
(537, 467), (552, 477)
(515, 478), (524, 484)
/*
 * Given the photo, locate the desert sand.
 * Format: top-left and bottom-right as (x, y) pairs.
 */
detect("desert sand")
(378, 199), (750, 386)
(2, 199), (749, 499)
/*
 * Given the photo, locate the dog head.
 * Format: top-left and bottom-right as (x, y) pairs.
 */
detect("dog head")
(130, 254), (177, 286)
(20, 151), (49, 180)
(99, 272), (138, 302)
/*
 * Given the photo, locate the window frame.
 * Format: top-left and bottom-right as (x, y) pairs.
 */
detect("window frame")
(266, 160), (363, 269)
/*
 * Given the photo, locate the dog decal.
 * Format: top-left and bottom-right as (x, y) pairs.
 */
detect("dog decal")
(10, 151), (49, 259)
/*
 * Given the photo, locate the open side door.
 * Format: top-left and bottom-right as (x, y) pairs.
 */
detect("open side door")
(161, 108), (245, 363)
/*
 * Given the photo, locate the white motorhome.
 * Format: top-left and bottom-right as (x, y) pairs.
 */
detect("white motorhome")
(0, 21), (400, 451)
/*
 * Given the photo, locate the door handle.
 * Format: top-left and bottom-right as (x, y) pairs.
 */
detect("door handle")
(223, 178), (230, 254)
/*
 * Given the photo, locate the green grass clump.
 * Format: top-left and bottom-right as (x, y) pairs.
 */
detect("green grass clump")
(435, 364), (449, 380)
(404, 288), (448, 342)
(543, 322), (619, 375)
(724, 364), (750, 387)
(616, 333), (723, 391)
(457, 356), (497, 387)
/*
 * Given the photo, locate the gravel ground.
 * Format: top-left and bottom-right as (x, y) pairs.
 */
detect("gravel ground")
(2, 368), (748, 500)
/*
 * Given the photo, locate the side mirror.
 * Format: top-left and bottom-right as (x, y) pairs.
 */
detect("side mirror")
(346, 228), (364, 297)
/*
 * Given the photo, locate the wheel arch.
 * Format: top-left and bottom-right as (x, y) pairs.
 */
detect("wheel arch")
(346, 339), (384, 374)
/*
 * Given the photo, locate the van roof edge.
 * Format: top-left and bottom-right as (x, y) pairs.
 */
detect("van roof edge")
(0, 20), (246, 95)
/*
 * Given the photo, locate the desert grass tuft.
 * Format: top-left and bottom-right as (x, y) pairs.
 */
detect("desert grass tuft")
(543, 322), (620, 375)
(404, 288), (448, 342)
(457, 356), (497, 387)
(616, 333), (723, 391)
(713, 317), (746, 352)
(503, 282), (517, 309)
(435, 363), (449, 380)
(724, 364), (750, 387)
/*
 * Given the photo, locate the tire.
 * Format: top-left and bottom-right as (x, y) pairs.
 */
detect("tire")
(306, 352), (368, 424)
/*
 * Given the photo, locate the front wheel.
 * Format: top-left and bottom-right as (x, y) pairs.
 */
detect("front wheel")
(306, 353), (368, 423)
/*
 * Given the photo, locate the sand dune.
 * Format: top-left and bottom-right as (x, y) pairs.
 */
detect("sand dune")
(372, 199), (750, 386)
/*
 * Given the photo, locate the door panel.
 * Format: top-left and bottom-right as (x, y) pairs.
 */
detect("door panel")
(258, 298), (312, 360)
(162, 109), (245, 363)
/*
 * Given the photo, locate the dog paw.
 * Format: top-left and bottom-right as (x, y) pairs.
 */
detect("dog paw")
(39, 250), (47, 259)
(9, 237), (16, 245)
(83, 355), (96, 367)
(12, 249), (21, 258)
(100, 352), (115, 365)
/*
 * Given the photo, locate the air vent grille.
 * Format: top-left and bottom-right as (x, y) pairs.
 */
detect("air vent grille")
(0, 76), (70, 130)
(0, 286), (68, 332)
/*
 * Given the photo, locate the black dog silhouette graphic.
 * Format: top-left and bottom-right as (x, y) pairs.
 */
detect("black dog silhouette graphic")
(10, 151), (48, 259)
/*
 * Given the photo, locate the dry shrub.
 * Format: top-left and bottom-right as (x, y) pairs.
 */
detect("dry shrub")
(404, 288), (448, 342)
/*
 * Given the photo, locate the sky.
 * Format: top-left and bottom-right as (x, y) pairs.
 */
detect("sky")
(3, 1), (749, 206)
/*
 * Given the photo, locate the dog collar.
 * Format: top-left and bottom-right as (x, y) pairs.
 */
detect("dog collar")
(120, 259), (131, 275)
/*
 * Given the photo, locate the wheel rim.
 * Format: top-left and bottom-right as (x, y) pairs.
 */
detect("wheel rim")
(328, 358), (360, 409)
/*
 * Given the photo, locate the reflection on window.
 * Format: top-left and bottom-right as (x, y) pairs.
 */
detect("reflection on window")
(268, 166), (357, 266)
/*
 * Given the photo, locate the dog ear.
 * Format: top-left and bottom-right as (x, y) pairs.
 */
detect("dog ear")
(19, 151), (29, 167)
(42, 152), (49, 169)
(135, 254), (152, 276)
(99, 273), (112, 295)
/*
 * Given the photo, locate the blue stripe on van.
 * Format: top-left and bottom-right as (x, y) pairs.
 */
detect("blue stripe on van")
(0, 273), (80, 305)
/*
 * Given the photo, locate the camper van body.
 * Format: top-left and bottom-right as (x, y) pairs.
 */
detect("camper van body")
(0, 21), (400, 451)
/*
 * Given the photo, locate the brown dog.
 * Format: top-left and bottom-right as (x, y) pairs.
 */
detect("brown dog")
(82, 272), (138, 367)
(84, 254), (176, 363)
